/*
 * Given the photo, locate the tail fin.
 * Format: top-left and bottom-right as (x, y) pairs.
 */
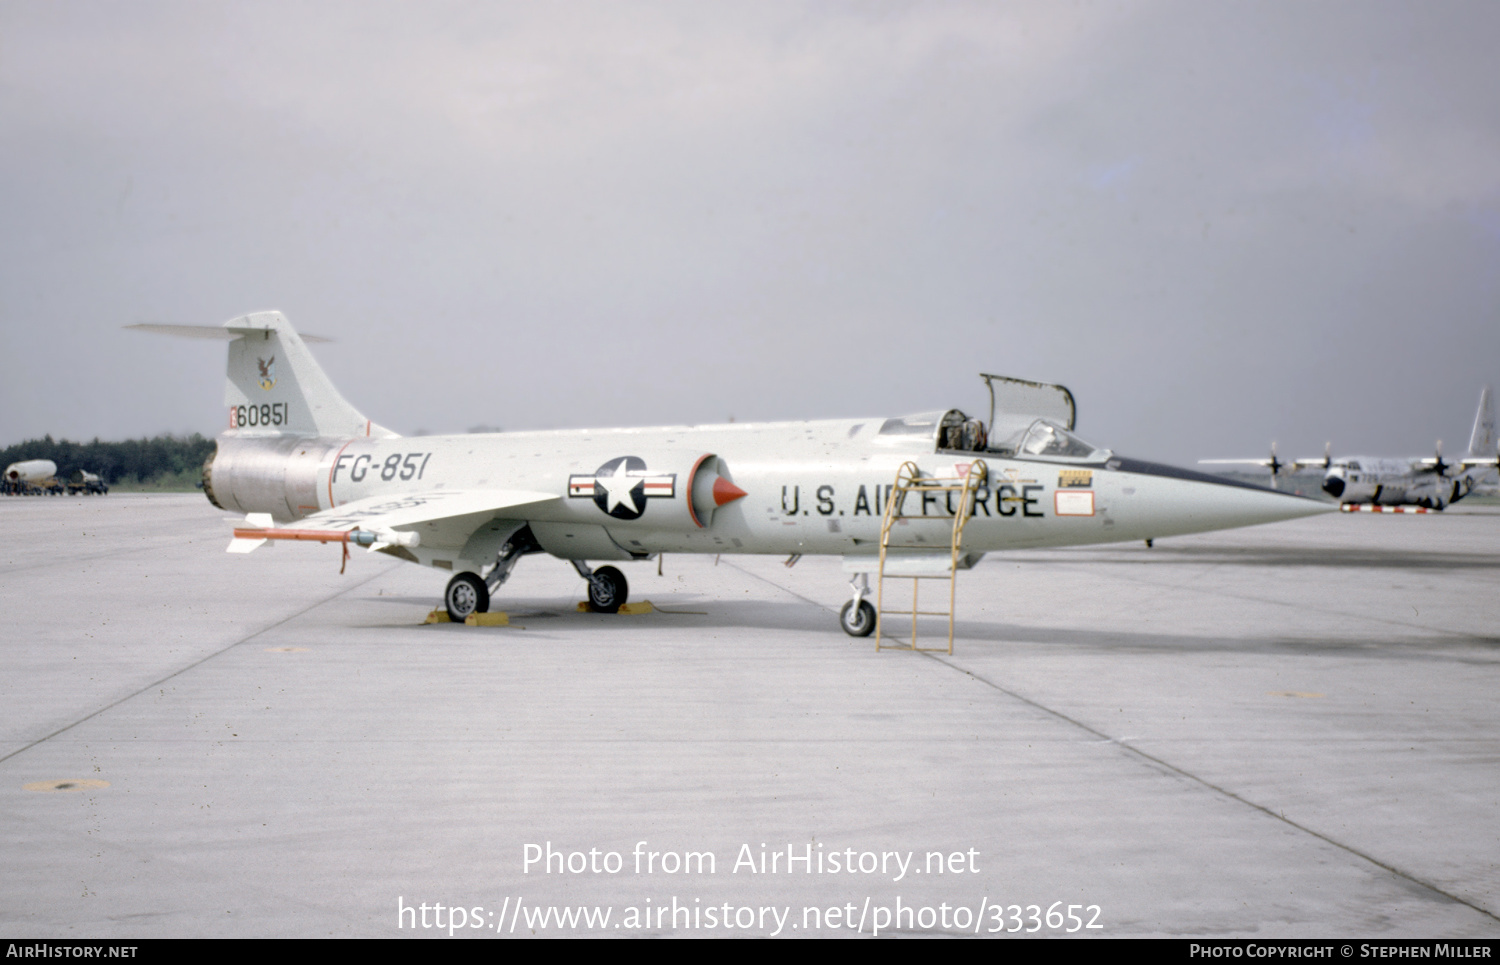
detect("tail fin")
(1466, 386), (1495, 457)
(131, 311), (398, 439)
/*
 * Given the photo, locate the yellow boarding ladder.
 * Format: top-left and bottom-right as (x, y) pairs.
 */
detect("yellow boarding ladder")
(875, 459), (988, 654)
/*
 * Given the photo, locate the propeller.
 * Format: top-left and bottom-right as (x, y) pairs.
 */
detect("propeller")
(1197, 441), (1299, 488)
(1261, 442), (1286, 489)
(1291, 442), (1333, 474)
(1419, 440), (1451, 476)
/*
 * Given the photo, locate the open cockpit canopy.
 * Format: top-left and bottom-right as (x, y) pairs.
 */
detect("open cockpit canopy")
(983, 373), (1075, 437)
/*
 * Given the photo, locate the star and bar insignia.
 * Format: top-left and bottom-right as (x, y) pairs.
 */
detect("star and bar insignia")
(568, 456), (676, 520)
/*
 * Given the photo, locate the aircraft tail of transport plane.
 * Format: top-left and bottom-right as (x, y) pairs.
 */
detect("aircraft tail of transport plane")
(1200, 387), (1500, 510)
(1467, 385), (1497, 458)
(132, 311), (1331, 638)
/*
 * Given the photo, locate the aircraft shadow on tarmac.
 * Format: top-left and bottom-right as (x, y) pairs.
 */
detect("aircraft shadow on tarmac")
(360, 593), (832, 634)
(355, 592), (1500, 657)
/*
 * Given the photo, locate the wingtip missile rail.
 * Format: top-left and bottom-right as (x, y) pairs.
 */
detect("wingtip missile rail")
(230, 513), (420, 554)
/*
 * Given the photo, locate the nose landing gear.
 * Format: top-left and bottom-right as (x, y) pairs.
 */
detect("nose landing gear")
(839, 573), (876, 637)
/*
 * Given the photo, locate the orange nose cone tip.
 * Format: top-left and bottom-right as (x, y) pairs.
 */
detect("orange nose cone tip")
(713, 477), (747, 506)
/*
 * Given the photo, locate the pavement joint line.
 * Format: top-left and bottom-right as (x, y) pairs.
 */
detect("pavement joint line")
(0, 564), (396, 770)
(724, 553), (1500, 648)
(714, 555), (1500, 923)
(930, 654), (1500, 925)
(718, 555), (1496, 921)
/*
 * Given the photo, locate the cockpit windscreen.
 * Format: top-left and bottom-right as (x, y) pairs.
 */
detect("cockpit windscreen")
(994, 420), (1106, 460)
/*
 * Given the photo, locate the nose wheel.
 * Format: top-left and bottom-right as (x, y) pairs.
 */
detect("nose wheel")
(840, 599), (876, 637)
(839, 573), (876, 637)
(444, 572), (489, 622)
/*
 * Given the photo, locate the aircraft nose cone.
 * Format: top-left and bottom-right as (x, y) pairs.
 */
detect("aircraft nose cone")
(1108, 457), (1334, 539)
(1322, 475), (1345, 498)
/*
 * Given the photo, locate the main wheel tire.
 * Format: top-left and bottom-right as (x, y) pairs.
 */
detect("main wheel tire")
(587, 565), (628, 613)
(444, 572), (489, 622)
(840, 599), (876, 637)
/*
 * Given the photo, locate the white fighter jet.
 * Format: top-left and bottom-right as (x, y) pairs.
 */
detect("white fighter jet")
(132, 312), (1330, 634)
(1201, 387), (1500, 510)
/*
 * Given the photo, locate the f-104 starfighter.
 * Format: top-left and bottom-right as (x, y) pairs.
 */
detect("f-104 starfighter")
(132, 312), (1330, 636)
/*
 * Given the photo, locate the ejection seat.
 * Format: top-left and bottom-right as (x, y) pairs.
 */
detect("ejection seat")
(935, 410), (988, 453)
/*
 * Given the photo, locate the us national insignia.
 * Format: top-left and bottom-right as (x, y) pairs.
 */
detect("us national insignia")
(257, 355), (277, 391)
(1058, 469), (1092, 489)
(568, 456), (676, 520)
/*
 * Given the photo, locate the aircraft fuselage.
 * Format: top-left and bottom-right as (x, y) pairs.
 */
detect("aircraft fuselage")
(1319, 458), (1487, 509)
(207, 417), (1321, 572)
(141, 310), (1333, 631)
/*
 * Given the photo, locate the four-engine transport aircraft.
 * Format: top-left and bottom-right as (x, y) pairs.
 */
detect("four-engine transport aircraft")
(1201, 387), (1500, 510)
(132, 312), (1331, 634)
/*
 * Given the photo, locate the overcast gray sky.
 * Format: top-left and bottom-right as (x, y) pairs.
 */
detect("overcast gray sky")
(3, 1), (1497, 464)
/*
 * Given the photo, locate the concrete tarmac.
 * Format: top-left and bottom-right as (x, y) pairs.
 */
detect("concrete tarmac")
(2, 494), (1497, 938)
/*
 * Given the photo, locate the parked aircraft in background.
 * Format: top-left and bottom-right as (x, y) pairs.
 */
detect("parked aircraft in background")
(1201, 387), (1499, 510)
(3, 459), (63, 495)
(133, 312), (1329, 635)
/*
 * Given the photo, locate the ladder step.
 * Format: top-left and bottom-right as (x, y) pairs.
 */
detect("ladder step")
(878, 544), (961, 550)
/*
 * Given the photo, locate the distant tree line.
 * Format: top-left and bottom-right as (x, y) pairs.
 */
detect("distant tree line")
(0, 434), (215, 485)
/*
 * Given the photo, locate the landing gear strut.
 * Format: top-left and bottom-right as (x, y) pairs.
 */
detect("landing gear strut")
(442, 526), (540, 622)
(486, 533), (533, 594)
(573, 560), (629, 613)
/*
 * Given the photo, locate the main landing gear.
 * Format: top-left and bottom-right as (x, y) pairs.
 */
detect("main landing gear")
(573, 560), (629, 613)
(444, 572), (488, 622)
(442, 525), (539, 623)
(442, 559), (632, 620)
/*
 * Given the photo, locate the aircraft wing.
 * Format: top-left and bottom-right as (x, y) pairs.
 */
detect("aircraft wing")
(228, 489), (559, 553)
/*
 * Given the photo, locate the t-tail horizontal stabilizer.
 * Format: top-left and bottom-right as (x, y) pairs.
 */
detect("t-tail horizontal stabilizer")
(129, 312), (398, 439)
